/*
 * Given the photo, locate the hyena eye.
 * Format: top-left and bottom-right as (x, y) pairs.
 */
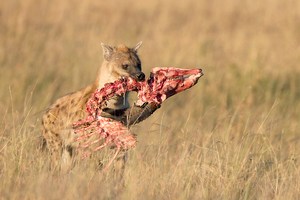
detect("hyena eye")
(122, 64), (129, 70)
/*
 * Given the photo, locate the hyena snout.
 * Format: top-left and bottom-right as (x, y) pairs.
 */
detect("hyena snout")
(133, 72), (145, 81)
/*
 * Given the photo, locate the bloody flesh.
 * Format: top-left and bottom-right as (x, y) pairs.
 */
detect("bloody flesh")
(73, 67), (203, 170)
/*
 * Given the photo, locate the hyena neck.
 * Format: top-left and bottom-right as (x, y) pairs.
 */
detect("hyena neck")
(95, 61), (116, 89)
(95, 61), (129, 110)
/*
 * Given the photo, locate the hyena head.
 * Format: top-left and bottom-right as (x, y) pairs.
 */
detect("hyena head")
(100, 42), (145, 84)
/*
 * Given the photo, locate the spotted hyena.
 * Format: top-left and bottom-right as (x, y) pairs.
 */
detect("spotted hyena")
(41, 42), (152, 172)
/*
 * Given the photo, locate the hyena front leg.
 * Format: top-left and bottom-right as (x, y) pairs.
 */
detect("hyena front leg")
(61, 144), (77, 173)
(42, 129), (63, 171)
(109, 151), (128, 192)
(112, 151), (127, 177)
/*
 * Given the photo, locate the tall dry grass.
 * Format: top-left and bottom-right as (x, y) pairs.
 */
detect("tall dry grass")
(0, 0), (300, 199)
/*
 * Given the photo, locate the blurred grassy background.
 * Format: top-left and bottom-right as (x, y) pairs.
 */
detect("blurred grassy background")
(0, 0), (300, 199)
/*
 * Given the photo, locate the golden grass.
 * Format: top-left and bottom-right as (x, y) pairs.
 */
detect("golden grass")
(1, 0), (300, 199)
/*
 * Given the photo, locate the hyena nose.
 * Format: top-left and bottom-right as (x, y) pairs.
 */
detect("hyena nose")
(137, 73), (145, 81)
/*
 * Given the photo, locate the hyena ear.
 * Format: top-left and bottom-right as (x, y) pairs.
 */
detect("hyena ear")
(101, 43), (114, 61)
(133, 41), (143, 52)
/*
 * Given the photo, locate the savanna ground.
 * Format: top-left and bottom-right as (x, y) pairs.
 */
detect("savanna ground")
(1, 0), (300, 199)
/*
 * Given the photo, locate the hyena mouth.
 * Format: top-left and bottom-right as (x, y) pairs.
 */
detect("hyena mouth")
(128, 73), (145, 82)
